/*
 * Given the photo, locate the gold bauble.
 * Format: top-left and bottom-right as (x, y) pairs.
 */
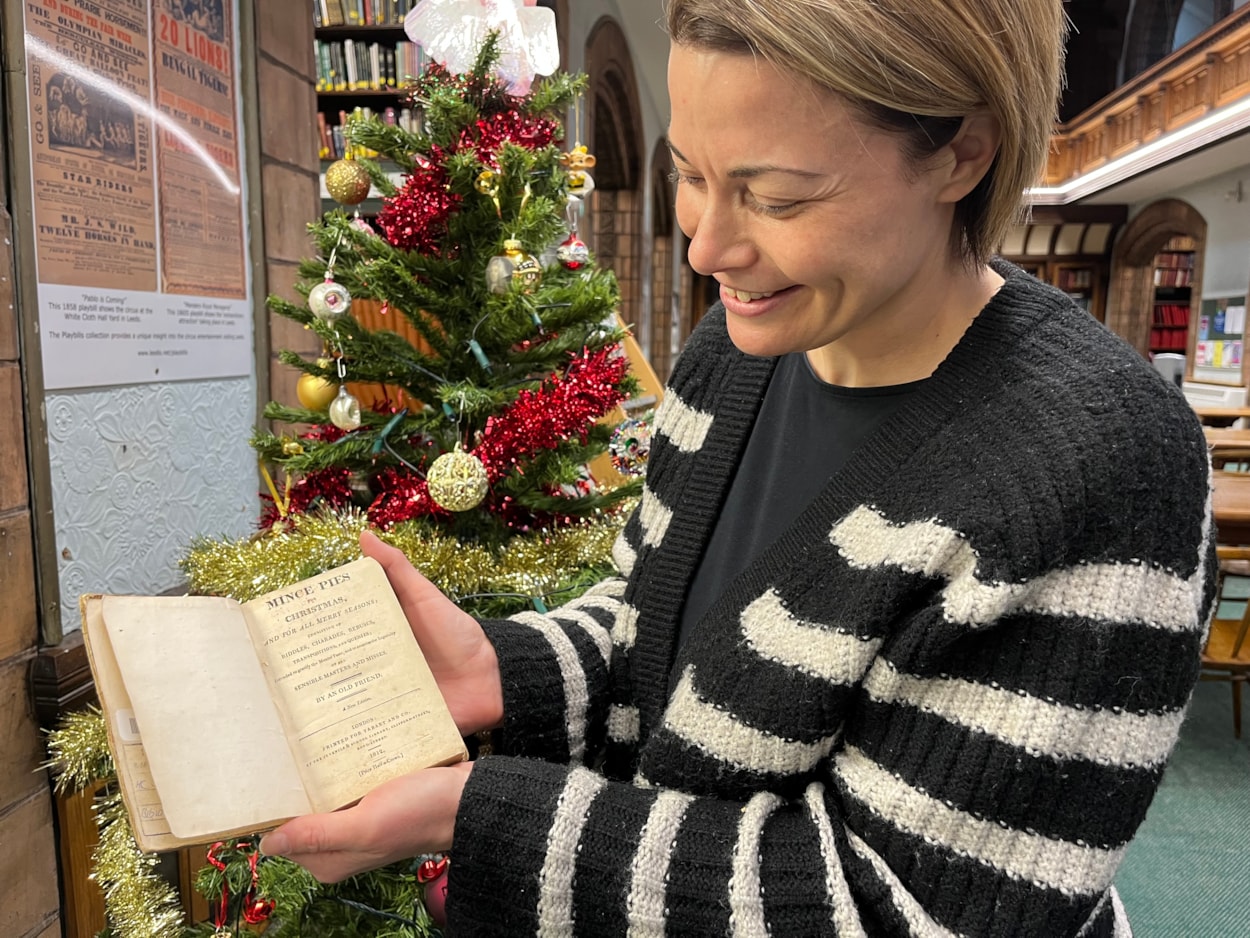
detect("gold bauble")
(324, 158), (372, 206)
(426, 446), (489, 512)
(296, 372), (337, 410)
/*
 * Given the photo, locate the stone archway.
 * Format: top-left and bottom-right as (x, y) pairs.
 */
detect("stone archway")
(584, 18), (644, 333)
(1108, 198), (1207, 357)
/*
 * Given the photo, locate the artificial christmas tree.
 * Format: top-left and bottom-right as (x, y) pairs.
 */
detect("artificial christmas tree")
(264, 40), (635, 516)
(48, 8), (656, 934)
(212, 30), (643, 610)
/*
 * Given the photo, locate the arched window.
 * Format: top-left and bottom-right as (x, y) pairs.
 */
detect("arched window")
(1173, 0), (1233, 50)
(1120, 0), (1234, 81)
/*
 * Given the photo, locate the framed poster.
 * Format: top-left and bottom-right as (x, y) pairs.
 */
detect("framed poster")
(24, 0), (251, 389)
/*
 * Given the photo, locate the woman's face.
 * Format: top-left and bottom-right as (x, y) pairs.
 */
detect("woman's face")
(667, 44), (973, 385)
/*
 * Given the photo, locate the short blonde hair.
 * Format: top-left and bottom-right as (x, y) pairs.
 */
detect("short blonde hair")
(664, 0), (1067, 265)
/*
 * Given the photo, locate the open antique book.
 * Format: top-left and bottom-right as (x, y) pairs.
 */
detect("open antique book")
(81, 555), (468, 852)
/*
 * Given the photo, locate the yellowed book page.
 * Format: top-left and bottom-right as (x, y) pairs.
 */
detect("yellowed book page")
(101, 595), (313, 840)
(242, 556), (467, 813)
(80, 596), (184, 853)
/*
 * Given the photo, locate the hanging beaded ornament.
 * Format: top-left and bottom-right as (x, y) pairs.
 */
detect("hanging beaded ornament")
(426, 444), (489, 511)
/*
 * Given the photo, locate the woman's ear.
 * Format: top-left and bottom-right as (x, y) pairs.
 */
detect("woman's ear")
(936, 111), (1002, 204)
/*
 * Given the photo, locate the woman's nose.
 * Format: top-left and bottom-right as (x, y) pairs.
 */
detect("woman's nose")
(683, 202), (754, 277)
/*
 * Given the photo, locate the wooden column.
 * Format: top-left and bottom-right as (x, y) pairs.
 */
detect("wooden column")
(0, 197), (61, 938)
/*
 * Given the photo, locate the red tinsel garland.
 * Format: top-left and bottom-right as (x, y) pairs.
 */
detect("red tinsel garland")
(367, 466), (449, 529)
(363, 346), (628, 528)
(475, 346), (628, 482)
(376, 147), (461, 255)
(379, 81), (557, 254)
(458, 111), (558, 169)
(258, 424), (353, 529)
(303, 423), (347, 443)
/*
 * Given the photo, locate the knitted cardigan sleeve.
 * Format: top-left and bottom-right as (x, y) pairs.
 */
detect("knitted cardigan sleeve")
(473, 574), (628, 764)
(445, 275), (1215, 938)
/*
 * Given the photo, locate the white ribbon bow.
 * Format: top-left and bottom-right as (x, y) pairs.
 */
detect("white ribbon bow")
(404, 0), (560, 95)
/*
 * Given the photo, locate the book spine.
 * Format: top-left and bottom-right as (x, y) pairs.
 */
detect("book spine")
(333, 44), (347, 91)
(317, 111), (331, 160)
(344, 38), (358, 89)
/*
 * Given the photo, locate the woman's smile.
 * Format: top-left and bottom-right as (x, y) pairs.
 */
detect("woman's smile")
(718, 283), (796, 317)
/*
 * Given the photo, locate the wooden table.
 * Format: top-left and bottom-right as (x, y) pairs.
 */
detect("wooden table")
(1193, 406), (1250, 427)
(1214, 471), (1250, 544)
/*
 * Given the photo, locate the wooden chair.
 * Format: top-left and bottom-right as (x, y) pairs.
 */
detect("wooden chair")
(1201, 545), (1250, 737)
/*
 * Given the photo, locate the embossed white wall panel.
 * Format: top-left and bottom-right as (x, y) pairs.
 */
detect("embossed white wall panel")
(48, 378), (259, 628)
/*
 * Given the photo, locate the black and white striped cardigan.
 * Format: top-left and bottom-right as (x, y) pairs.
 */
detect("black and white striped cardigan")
(446, 264), (1216, 937)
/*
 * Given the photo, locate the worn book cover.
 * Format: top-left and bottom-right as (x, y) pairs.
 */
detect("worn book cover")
(81, 555), (468, 852)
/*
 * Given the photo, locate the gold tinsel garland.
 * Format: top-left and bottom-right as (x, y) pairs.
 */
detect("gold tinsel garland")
(46, 704), (114, 793)
(180, 506), (632, 609)
(93, 791), (187, 938)
(45, 710), (185, 938)
(46, 506), (630, 937)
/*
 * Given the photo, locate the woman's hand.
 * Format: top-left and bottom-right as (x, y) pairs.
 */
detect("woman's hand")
(360, 531), (503, 735)
(259, 761), (473, 882)
(259, 535), (492, 882)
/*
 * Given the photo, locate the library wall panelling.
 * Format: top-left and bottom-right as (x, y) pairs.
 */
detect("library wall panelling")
(0, 791), (60, 938)
(0, 654), (59, 938)
(0, 512), (38, 662)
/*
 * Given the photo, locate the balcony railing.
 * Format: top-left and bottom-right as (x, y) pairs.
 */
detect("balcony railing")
(1038, 5), (1250, 201)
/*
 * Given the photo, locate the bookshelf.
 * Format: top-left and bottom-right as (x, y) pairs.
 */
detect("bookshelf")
(1001, 210), (1125, 325)
(1010, 260), (1108, 322)
(1150, 237), (1195, 358)
(1052, 261), (1105, 321)
(314, 1), (425, 162)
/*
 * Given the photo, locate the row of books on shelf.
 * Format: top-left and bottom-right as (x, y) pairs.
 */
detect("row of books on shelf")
(315, 39), (428, 92)
(1153, 267), (1193, 287)
(1153, 303), (1190, 326)
(1056, 267), (1093, 291)
(318, 106), (421, 160)
(314, 0), (415, 27)
(1149, 328), (1189, 352)
(1154, 251), (1195, 270)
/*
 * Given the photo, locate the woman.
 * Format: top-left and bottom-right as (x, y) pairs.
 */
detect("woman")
(261, 1), (1215, 934)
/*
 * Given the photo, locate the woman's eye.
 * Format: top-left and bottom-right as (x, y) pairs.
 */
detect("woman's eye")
(749, 197), (799, 216)
(668, 168), (703, 186)
(668, 168), (799, 216)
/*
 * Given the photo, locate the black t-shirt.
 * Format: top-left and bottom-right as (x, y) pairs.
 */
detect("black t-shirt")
(674, 353), (924, 664)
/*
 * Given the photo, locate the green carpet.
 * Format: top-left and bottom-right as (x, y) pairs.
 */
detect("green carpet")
(1115, 589), (1250, 936)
